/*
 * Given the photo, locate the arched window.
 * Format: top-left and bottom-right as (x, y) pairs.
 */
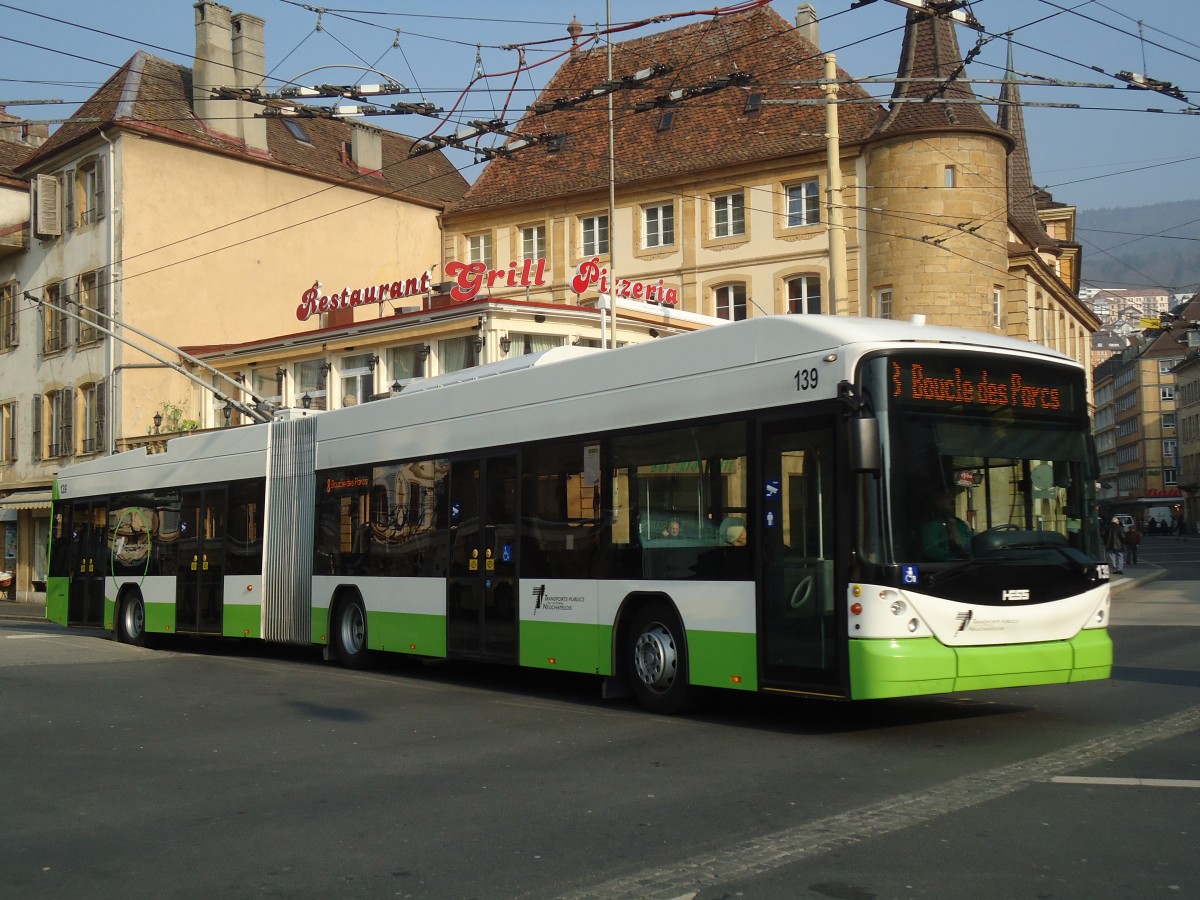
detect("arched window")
(786, 275), (821, 315)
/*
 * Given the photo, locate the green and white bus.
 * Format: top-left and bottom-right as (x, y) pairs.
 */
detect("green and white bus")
(48, 315), (1112, 713)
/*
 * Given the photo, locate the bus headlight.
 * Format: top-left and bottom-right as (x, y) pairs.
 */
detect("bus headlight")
(890, 599), (907, 616)
(908, 618), (920, 633)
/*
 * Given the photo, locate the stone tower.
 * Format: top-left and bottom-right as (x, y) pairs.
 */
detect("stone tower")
(863, 9), (1012, 327)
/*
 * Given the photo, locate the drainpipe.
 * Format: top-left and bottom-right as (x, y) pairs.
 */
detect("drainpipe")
(98, 129), (118, 454)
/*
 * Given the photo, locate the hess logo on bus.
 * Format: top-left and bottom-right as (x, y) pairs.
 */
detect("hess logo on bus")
(1001, 588), (1030, 602)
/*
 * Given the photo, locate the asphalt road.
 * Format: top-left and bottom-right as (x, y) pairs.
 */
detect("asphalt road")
(0, 544), (1196, 900)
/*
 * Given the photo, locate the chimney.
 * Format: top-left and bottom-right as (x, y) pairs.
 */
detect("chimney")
(350, 124), (383, 175)
(193, 2), (238, 134)
(796, 3), (819, 47)
(232, 11), (268, 151)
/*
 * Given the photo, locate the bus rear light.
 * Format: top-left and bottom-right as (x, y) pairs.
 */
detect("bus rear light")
(850, 602), (863, 615)
(547, 657), (556, 665)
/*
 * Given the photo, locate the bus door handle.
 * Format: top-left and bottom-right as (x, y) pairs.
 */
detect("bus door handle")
(190, 555), (198, 571)
(202, 554), (209, 571)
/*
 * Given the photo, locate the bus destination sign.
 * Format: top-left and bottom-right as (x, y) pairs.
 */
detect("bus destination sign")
(890, 359), (1066, 411)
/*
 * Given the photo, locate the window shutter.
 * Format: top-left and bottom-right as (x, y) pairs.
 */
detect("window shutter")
(95, 380), (106, 454)
(64, 168), (76, 232)
(97, 269), (109, 320)
(59, 282), (70, 350)
(35, 174), (61, 237)
(63, 386), (75, 457)
(8, 400), (17, 462)
(31, 394), (42, 462)
(95, 157), (106, 222)
(8, 284), (16, 347)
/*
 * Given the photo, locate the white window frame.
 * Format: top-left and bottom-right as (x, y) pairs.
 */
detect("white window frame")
(876, 287), (894, 320)
(467, 232), (493, 268)
(786, 275), (821, 315)
(582, 215), (609, 256)
(521, 224), (546, 262)
(0, 400), (15, 463)
(714, 283), (747, 321)
(785, 181), (819, 228)
(713, 191), (745, 238)
(643, 203), (674, 248)
(0, 281), (17, 350)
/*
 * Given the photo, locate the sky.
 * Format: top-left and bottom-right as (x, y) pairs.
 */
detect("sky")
(2, 0), (1199, 221)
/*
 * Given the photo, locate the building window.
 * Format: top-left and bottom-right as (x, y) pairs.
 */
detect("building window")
(521, 225), (546, 261)
(643, 203), (674, 248)
(439, 336), (474, 373)
(714, 284), (747, 321)
(1159, 358), (1182, 374)
(582, 215), (609, 256)
(295, 359), (328, 411)
(785, 181), (819, 228)
(1161, 386), (1175, 401)
(252, 367), (282, 410)
(1163, 439), (1178, 464)
(76, 269), (109, 346)
(43, 282), (69, 354)
(340, 353), (376, 407)
(944, 165), (957, 188)
(786, 275), (821, 315)
(0, 400), (16, 463)
(713, 191), (745, 238)
(80, 382), (104, 454)
(76, 157), (106, 228)
(876, 287), (894, 320)
(993, 286), (1003, 327)
(0, 281), (17, 351)
(46, 388), (73, 459)
(467, 233), (493, 268)
(1164, 468), (1179, 485)
(1162, 413), (1177, 429)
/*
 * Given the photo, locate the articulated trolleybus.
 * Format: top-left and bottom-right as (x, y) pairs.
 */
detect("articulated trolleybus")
(49, 316), (1111, 713)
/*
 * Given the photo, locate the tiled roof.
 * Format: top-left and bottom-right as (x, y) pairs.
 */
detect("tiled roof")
(0, 139), (34, 186)
(450, 6), (881, 213)
(18, 51), (468, 208)
(872, 10), (1008, 142)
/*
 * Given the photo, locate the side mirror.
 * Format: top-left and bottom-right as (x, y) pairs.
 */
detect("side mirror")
(850, 417), (880, 473)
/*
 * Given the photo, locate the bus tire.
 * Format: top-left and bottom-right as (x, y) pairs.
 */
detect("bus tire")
(116, 593), (147, 648)
(333, 596), (370, 670)
(627, 601), (698, 715)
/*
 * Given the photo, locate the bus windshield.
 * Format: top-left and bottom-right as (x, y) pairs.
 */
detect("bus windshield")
(867, 352), (1103, 566)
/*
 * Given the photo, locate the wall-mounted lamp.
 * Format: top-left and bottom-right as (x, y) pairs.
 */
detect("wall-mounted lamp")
(499, 335), (511, 354)
(317, 361), (332, 390)
(367, 355), (380, 372)
(535, 314), (546, 323)
(418, 344), (430, 359)
(473, 334), (485, 354)
(649, 328), (659, 338)
(223, 400), (234, 422)
(391, 380), (403, 393)
(301, 393), (312, 409)
(152, 411), (162, 434)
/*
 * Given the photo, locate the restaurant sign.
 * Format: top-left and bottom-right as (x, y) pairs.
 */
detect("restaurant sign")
(298, 256), (677, 321)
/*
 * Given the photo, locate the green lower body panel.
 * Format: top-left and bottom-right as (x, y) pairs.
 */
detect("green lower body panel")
(688, 629), (758, 692)
(45, 578), (68, 625)
(848, 630), (1113, 699)
(145, 602), (177, 635)
(223, 605), (261, 639)
(519, 620), (609, 675)
(369, 611), (447, 659)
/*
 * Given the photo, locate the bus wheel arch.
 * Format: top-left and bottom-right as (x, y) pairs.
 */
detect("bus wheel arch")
(115, 586), (148, 648)
(330, 588), (371, 670)
(616, 593), (699, 715)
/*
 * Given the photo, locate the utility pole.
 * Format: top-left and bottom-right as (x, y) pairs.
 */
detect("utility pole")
(824, 54), (848, 316)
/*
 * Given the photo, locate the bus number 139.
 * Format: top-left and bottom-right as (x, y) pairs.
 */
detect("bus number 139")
(794, 368), (818, 391)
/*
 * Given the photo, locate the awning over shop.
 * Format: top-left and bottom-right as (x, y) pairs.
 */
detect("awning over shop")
(0, 490), (53, 511)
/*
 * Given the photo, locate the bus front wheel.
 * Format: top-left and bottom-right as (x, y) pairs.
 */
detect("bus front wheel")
(333, 597), (370, 669)
(116, 594), (147, 648)
(627, 602), (698, 715)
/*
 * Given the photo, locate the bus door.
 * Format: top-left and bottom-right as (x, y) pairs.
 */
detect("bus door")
(67, 501), (108, 626)
(759, 419), (841, 693)
(447, 454), (518, 661)
(176, 487), (226, 634)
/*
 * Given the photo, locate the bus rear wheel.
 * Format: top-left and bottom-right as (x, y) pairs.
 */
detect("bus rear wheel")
(334, 597), (370, 669)
(627, 602), (698, 715)
(116, 594), (147, 648)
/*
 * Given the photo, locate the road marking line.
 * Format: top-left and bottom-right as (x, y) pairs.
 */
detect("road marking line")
(1051, 776), (1200, 789)
(559, 704), (1200, 900)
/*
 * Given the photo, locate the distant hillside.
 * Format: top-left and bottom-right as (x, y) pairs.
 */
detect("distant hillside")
(1077, 200), (1200, 292)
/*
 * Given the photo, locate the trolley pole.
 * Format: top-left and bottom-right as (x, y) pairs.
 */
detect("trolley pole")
(824, 54), (848, 316)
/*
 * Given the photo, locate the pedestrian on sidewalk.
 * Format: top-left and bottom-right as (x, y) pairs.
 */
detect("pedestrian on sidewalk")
(1124, 522), (1141, 565)
(1104, 517), (1126, 574)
